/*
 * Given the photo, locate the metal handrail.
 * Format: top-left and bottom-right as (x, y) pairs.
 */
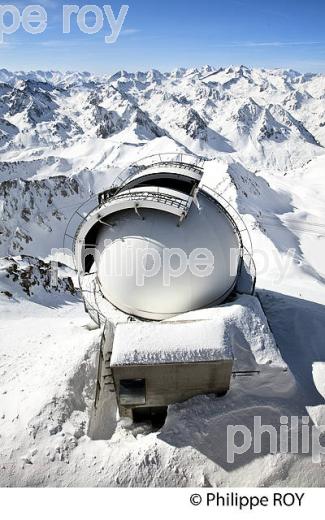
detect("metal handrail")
(78, 272), (106, 327)
(200, 184), (254, 256)
(64, 154), (205, 252)
(200, 184), (256, 295)
(112, 152), (206, 191)
(241, 246), (257, 295)
(63, 195), (98, 252)
(66, 188), (193, 256)
(110, 188), (191, 209)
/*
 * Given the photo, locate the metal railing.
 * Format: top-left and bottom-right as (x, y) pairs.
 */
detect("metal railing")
(240, 246), (257, 295)
(63, 195), (99, 255)
(200, 184), (256, 295)
(200, 184), (253, 254)
(78, 272), (106, 327)
(112, 152), (206, 192)
(106, 187), (191, 211)
(64, 153), (205, 254)
(65, 187), (193, 257)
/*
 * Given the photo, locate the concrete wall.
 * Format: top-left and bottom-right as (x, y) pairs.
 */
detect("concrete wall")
(112, 360), (233, 418)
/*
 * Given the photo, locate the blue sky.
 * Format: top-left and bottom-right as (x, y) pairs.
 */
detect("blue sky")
(1, 0), (325, 73)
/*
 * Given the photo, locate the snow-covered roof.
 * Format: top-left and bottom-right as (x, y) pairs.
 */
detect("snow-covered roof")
(169, 294), (287, 370)
(110, 295), (286, 369)
(111, 320), (234, 366)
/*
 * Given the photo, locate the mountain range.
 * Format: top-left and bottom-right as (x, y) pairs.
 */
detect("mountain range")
(1, 66), (325, 487)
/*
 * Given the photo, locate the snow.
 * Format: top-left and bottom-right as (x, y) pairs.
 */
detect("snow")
(111, 295), (285, 368)
(169, 295), (286, 370)
(0, 296), (101, 485)
(312, 363), (325, 400)
(111, 295), (287, 371)
(1, 65), (325, 487)
(111, 320), (234, 366)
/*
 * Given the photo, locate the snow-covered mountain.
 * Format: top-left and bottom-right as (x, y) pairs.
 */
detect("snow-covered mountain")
(1, 64), (325, 258)
(1, 65), (325, 487)
(0, 65), (324, 169)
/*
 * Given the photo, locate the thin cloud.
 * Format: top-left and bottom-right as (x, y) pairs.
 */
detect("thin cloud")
(39, 39), (82, 47)
(216, 41), (323, 48)
(120, 28), (141, 36)
(243, 41), (322, 47)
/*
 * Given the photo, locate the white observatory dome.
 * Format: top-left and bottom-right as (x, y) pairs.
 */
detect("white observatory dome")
(95, 193), (240, 320)
(66, 154), (255, 324)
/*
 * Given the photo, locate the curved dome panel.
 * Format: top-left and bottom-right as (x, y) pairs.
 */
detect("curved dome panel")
(95, 193), (241, 320)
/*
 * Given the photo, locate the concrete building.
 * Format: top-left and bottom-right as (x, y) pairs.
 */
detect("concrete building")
(110, 320), (234, 421)
(65, 154), (270, 433)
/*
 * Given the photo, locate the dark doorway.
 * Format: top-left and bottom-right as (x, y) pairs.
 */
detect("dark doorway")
(132, 406), (168, 429)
